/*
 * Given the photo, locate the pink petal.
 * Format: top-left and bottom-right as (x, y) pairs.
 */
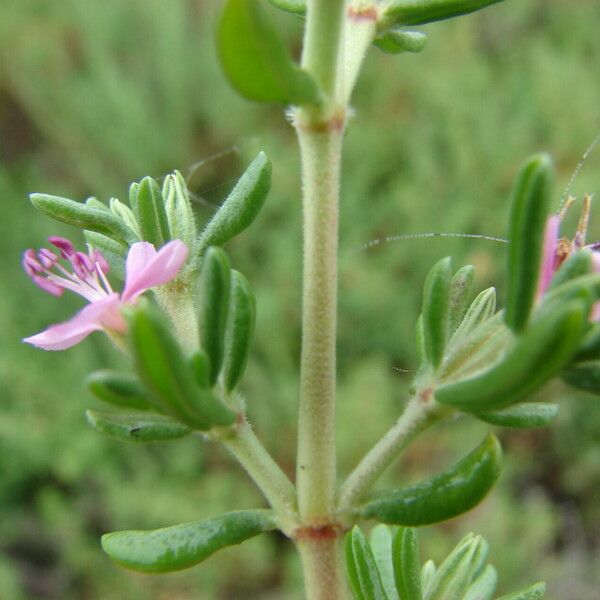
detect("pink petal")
(535, 215), (561, 299)
(23, 294), (121, 351)
(122, 240), (188, 302)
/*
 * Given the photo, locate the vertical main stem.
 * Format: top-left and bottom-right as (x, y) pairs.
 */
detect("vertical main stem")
(296, 126), (343, 521)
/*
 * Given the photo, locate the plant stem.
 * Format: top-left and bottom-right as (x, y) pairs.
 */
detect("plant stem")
(338, 397), (439, 513)
(218, 418), (298, 529)
(295, 126), (343, 521)
(296, 534), (345, 600)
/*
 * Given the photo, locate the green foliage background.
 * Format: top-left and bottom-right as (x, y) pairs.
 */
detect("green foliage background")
(0, 0), (599, 597)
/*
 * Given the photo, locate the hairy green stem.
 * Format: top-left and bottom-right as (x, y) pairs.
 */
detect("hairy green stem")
(217, 419), (298, 528)
(338, 397), (439, 513)
(296, 535), (347, 600)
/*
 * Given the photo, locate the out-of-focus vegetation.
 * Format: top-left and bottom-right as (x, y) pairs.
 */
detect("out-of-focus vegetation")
(0, 0), (599, 598)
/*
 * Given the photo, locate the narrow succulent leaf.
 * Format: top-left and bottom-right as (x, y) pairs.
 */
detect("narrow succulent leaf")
(420, 560), (436, 598)
(266, 0), (305, 14)
(346, 527), (390, 600)
(346, 529), (368, 600)
(223, 270), (256, 392)
(383, 0), (505, 27)
(468, 536), (489, 582)
(536, 273), (600, 319)
(218, 0), (319, 104)
(422, 257), (453, 368)
(448, 265), (475, 333)
(102, 510), (275, 573)
(197, 152), (272, 253)
(86, 410), (191, 442)
(84, 230), (127, 279)
(575, 322), (600, 361)
(463, 564), (497, 600)
(427, 537), (479, 600)
(134, 177), (171, 248)
(474, 403), (559, 429)
(450, 287), (496, 344)
(505, 154), (554, 332)
(163, 171), (196, 247)
(30, 193), (138, 244)
(85, 196), (111, 212)
(128, 182), (140, 215)
(110, 198), (142, 238)
(495, 582), (546, 600)
(359, 435), (502, 526)
(415, 315), (426, 366)
(130, 303), (236, 429)
(436, 300), (587, 411)
(562, 361), (600, 395)
(190, 350), (212, 388)
(392, 528), (422, 600)
(373, 30), (428, 54)
(547, 249), (593, 292)
(370, 526), (399, 600)
(87, 370), (155, 411)
(198, 247), (232, 385)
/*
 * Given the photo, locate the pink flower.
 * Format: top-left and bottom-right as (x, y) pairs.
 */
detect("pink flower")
(23, 238), (188, 350)
(536, 195), (600, 316)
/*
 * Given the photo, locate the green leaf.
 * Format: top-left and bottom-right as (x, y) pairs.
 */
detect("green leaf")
(496, 582), (546, 600)
(345, 527), (390, 600)
(86, 410), (191, 442)
(422, 257), (453, 368)
(197, 152), (272, 253)
(133, 176), (171, 248)
(222, 270), (256, 392)
(370, 526), (399, 600)
(87, 370), (155, 411)
(84, 231), (127, 280)
(575, 322), (600, 361)
(463, 564), (497, 600)
(129, 303), (236, 429)
(383, 0), (505, 27)
(436, 300), (587, 411)
(374, 30), (428, 54)
(359, 435), (502, 526)
(198, 247), (232, 385)
(217, 0), (319, 104)
(392, 528), (422, 600)
(163, 171), (196, 248)
(190, 350), (213, 388)
(102, 510), (275, 573)
(448, 265), (475, 333)
(421, 560), (436, 597)
(562, 360), (600, 395)
(474, 403), (559, 429)
(30, 193), (138, 244)
(547, 249), (593, 292)
(504, 154), (554, 332)
(266, 0), (306, 14)
(450, 287), (496, 345)
(427, 535), (481, 600)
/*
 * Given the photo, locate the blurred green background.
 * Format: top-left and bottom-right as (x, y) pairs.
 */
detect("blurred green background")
(1, 0), (599, 598)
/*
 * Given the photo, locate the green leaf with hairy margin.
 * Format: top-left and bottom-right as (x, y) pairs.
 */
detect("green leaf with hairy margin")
(374, 30), (428, 54)
(223, 270), (256, 392)
(474, 403), (559, 428)
(496, 582), (546, 600)
(30, 193), (138, 244)
(422, 257), (452, 368)
(393, 528), (422, 600)
(196, 152), (272, 255)
(86, 410), (191, 442)
(198, 247), (232, 385)
(129, 303), (235, 429)
(87, 370), (155, 411)
(345, 527), (390, 600)
(102, 510), (275, 573)
(383, 0), (505, 27)
(463, 564), (497, 600)
(218, 0), (319, 104)
(267, 0), (305, 14)
(562, 360), (600, 395)
(370, 526), (399, 600)
(436, 300), (587, 411)
(133, 176), (171, 248)
(359, 435), (501, 525)
(504, 154), (554, 332)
